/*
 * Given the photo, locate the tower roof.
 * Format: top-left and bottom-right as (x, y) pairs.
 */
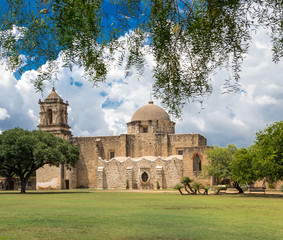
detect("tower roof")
(131, 101), (170, 121)
(44, 87), (63, 102)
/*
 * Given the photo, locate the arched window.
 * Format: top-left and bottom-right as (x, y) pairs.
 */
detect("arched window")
(47, 109), (52, 125)
(141, 172), (149, 183)
(193, 154), (202, 176)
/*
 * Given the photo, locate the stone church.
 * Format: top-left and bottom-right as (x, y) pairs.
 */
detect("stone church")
(36, 88), (211, 190)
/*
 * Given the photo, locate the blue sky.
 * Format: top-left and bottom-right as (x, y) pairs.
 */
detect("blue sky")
(0, 2), (283, 148)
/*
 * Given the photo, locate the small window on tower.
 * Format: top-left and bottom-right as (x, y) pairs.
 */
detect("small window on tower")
(178, 150), (183, 155)
(110, 151), (115, 159)
(143, 127), (148, 133)
(47, 109), (52, 125)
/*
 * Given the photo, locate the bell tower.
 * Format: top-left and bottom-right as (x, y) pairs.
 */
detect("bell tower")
(36, 88), (77, 190)
(38, 87), (72, 140)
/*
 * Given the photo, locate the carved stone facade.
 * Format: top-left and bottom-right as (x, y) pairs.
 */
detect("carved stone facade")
(96, 156), (183, 189)
(36, 89), (212, 190)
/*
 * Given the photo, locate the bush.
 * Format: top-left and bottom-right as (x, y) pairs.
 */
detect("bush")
(156, 181), (160, 189)
(240, 184), (249, 191)
(126, 179), (129, 189)
(173, 184), (183, 190)
(280, 185), (283, 192)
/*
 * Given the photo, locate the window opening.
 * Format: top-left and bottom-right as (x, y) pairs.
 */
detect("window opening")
(110, 151), (115, 159)
(141, 172), (149, 183)
(142, 127), (148, 133)
(47, 109), (52, 125)
(193, 154), (202, 176)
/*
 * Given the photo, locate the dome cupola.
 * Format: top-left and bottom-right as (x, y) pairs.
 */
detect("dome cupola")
(127, 101), (175, 135)
(131, 100), (171, 122)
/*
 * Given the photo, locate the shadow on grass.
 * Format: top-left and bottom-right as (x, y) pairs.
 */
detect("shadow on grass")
(0, 190), (93, 195)
(217, 192), (283, 198)
(242, 193), (283, 198)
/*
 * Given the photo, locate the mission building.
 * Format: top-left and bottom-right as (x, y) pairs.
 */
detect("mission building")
(36, 88), (211, 190)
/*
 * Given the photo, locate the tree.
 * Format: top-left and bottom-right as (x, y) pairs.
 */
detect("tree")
(0, 1), (282, 117)
(204, 144), (244, 193)
(230, 147), (258, 186)
(0, 128), (79, 193)
(204, 145), (233, 182)
(205, 123), (283, 192)
(253, 121), (283, 183)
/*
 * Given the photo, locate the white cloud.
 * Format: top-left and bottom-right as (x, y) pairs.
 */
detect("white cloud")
(0, 108), (10, 120)
(255, 95), (276, 105)
(191, 117), (206, 131)
(232, 118), (246, 128)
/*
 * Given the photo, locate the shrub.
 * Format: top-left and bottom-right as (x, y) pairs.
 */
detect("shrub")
(156, 181), (160, 189)
(280, 184), (283, 192)
(173, 184), (183, 190)
(240, 184), (249, 191)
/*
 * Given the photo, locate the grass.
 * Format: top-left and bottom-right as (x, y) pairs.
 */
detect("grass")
(0, 190), (282, 240)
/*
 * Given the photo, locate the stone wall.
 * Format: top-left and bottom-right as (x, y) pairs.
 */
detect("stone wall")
(168, 134), (207, 156)
(74, 137), (99, 188)
(73, 132), (211, 189)
(36, 166), (62, 190)
(97, 156), (183, 189)
(183, 146), (212, 186)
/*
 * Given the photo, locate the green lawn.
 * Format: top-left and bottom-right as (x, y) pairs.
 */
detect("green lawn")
(0, 190), (282, 240)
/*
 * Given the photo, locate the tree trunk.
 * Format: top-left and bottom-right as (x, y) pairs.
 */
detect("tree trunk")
(233, 182), (244, 194)
(202, 189), (208, 195)
(187, 184), (196, 194)
(178, 189), (184, 195)
(19, 176), (27, 194)
(184, 185), (191, 194)
(214, 189), (221, 195)
(197, 188), (201, 194)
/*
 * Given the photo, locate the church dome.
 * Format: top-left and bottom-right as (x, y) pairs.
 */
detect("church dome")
(131, 101), (170, 121)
